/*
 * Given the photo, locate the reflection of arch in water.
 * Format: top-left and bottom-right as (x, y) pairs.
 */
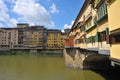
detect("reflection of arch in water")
(83, 54), (111, 70)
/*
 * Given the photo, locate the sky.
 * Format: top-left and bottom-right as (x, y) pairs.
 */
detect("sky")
(0, 0), (85, 31)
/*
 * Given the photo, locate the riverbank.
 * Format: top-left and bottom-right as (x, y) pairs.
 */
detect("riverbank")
(0, 50), (63, 57)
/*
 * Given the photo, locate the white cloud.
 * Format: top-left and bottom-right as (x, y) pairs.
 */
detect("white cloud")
(0, 0), (18, 27)
(61, 30), (65, 33)
(8, 18), (18, 27)
(50, 3), (59, 14)
(63, 20), (74, 29)
(13, 0), (54, 26)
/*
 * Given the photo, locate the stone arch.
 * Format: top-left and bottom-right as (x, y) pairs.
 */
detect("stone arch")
(83, 54), (110, 69)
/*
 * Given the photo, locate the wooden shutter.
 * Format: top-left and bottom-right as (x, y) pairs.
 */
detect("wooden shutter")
(96, 32), (101, 42)
(106, 28), (109, 36)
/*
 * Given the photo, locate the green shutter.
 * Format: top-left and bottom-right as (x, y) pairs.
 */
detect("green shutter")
(104, 2), (107, 15)
(86, 38), (88, 44)
(96, 32), (101, 42)
(94, 16), (97, 25)
(98, 9), (100, 19)
(91, 36), (94, 43)
(96, 32), (98, 42)
(106, 28), (109, 36)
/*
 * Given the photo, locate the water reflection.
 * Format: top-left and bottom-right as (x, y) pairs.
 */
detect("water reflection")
(0, 55), (116, 80)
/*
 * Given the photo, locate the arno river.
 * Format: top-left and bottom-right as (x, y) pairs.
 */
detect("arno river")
(0, 55), (119, 80)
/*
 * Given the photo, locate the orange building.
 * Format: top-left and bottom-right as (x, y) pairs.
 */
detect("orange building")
(65, 37), (74, 47)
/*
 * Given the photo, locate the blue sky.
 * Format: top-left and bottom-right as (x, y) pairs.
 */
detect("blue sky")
(0, 0), (85, 31)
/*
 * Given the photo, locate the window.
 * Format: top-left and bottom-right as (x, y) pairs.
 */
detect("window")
(54, 33), (58, 40)
(75, 39), (82, 44)
(101, 31), (106, 41)
(91, 36), (95, 43)
(86, 18), (92, 28)
(86, 37), (92, 44)
(98, 2), (107, 20)
(95, 0), (100, 5)
(111, 33), (120, 44)
(80, 25), (85, 32)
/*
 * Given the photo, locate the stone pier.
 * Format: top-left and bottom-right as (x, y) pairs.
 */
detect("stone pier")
(64, 47), (110, 69)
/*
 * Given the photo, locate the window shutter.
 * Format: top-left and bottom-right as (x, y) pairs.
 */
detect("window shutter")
(96, 32), (99, 42)
(96, 32), (101, 42)
(94, 16), (97, 25)
(86, 38), (89, 44)
(104, 2), (107, 15)
(91, 36), (94, 43)
(106, 28), (109, 36)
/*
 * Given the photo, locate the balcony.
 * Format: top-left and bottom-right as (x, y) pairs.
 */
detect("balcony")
(86, 25), (97, 33)
(97, 14), (108, 23)
(85, 12), (92, 21)
(94, 0), (104, 8)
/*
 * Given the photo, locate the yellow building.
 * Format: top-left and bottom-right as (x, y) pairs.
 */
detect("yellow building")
(107, 0), (120, 66)
(68, 0), (110, 55)
(70, 0), (98, 50)
(46, 29), (64, 49)
(92, 0), (110, 55)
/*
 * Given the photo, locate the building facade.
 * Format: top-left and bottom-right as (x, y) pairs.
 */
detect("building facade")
(17, 23), (29, 47)
(107, 0), (120, 66)
(61, 29), (71, 47)
(65, 0), (120, 68)
(46, 29), (64, 49)
(0, 28), (18, 49)
(0, 24), (64, 51)
(23, 26), (45, 49)
(66, 0), (110, 55)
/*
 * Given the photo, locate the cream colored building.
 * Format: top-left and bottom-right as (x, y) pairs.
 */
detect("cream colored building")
(67, 0), (110, 55)
(8, 29), (18, 48)
(0, 28), (18, 48)
(107, 0), (120, 66)
(93, 0), (110, 55)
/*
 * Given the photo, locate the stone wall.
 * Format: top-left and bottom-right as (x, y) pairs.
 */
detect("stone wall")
(64, 48), (86, 69)
(64, 48), (110, 69)
(38, 49), (63, 56)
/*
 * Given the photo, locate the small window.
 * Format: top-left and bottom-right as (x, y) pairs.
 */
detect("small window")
(101, 31), (106, 41)
(111, 33), (120, 44)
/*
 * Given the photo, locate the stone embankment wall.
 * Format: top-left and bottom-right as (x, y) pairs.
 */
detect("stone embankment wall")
(0, 48), (10, 51)
(0, 48), (63, 56)
(38, 49), (63, 56)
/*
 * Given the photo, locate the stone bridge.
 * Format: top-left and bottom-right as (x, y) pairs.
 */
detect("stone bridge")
(64, 47), (110, 69)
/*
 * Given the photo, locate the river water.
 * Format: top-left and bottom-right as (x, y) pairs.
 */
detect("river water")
(0, 55), (119, 80)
